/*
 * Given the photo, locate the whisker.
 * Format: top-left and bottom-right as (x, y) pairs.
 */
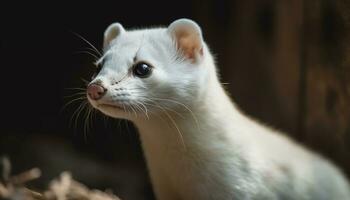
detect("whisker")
(61, 96), (87, 113)
(81, 78), (90, 85)
(129, 104), (138, 118)
(122, 104), (127, 114)
(140, 97), (185, 119)
(136, 99), (186, 150)
(65, 85), (99, 143)
(72, 101), (88, 131)
(64, 92), (86, 99)
(135, 101), (149, 119)
(150, 97), (200, 130)
(103, 114), (109, 129)
(90, 106), (97, 131)
(83, 106), (93, 142)
(65, 87), (86, 91)
(70, 31), (102, 56)
(124, 119), (131, 135)
(156, 104), (187, 151)
(84, 47), (102, 57)
(68, 100), (84, 129)
(73, 51), (100, 60)
(221, 82), (230, 85)
(134, 102), (149, 119)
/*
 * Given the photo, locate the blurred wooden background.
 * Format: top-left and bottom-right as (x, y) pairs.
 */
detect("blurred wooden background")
(193, 0), (350, 175)
(1, 0), (349, 199)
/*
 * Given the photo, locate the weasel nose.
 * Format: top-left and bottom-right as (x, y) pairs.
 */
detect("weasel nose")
(87, 83), (106, 100)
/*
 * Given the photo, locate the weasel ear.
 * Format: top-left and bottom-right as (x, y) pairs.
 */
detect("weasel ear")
(103, 23), (125, 49)
(167, 19), (204, 63)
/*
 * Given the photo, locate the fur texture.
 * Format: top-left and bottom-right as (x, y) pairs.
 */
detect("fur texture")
(87, 19), (350, 200)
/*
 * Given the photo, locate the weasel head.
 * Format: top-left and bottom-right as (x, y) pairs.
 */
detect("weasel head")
(87, 19), (210, 120)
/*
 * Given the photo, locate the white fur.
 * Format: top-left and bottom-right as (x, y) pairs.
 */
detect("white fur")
(87, 19), (350, 200)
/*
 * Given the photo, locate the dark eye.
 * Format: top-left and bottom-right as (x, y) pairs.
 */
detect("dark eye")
(133, 62), (153, 78)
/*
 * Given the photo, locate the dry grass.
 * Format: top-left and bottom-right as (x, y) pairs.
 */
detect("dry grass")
(0, 157), (121, 200)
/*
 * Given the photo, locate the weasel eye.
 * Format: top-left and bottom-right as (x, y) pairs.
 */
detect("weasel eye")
(133, 62), (152, 78)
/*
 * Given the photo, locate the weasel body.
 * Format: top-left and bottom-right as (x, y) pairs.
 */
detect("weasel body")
(87, 19), (350, 200)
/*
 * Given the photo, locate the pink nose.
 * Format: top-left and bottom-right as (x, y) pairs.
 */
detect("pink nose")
(87, 83), (106, 100)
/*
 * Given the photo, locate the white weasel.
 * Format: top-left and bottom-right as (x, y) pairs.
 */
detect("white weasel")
(86, 19), (350, 200)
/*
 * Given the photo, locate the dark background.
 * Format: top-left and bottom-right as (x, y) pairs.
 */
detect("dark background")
(1, 1), (350, 199)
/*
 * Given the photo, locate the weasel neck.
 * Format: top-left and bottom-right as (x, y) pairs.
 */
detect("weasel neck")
(131, 61), (253, 199)
(133, 68), (245, 156)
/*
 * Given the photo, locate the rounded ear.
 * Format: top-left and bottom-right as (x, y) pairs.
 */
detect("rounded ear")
(103, 23), (125, 50)
(167, 19), (204, 63)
